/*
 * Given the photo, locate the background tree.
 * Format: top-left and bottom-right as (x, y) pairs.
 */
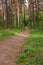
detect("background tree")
(36, 0), (39, 28)
(29, 0), (34, 28)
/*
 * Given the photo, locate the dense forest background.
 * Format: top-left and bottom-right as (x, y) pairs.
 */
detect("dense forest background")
(0, 0), (43, 29)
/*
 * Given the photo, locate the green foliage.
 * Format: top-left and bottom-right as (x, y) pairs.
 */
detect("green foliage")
(40, 12), (43, 29)
(18, 53), (27, 63)
(34, 12), (43, 29)
(0, 18), (4, 29)
(0, 12), (43, 29)
(25, 16), (30, 27)
(19, 14), (25, 29)
(18, 29), (43, 65)
(25, 12), (43, 28)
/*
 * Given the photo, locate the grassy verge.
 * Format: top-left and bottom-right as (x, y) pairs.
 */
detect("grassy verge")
(18, 29), (43, 65)
(0, 28), (24, 41)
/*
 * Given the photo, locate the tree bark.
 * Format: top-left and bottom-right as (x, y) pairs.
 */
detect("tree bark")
(29, 0), (34, 28)
(36, 0), (39, 28)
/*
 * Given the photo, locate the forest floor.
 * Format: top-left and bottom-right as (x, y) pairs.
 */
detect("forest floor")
(0, 29), (30, 65)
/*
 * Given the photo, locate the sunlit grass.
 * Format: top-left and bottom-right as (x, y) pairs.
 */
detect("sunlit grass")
(0, 28), (24, 40)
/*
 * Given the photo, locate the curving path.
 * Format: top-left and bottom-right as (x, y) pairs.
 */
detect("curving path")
(0, 29), (30, 65)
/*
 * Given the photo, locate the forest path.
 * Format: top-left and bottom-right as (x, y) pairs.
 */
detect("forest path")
(0, 29), (30, 65)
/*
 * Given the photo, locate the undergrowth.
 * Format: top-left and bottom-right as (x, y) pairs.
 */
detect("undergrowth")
(18, 29), (43, 65)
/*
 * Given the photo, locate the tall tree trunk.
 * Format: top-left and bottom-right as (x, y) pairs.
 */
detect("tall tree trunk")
(17, 6), (19, 27)
(24, 4), (26, 27)
(36, 0), (39, 28)
(29, 0), (34, 28)
(13, 0), (19, 27)
(3, 0), (8, 29)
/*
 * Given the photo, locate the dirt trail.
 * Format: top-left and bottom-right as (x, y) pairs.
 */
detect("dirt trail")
(0, 29), (30, 65)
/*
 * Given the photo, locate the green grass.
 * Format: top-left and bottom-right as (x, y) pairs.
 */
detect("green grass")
(0, 28), (24, 40)
(18, 29), (43, 65)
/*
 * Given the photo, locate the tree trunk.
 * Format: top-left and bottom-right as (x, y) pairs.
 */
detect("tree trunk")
(3, 0), (8, 29)
(36, 0), (39, 28)
(29, 0), (34, 28)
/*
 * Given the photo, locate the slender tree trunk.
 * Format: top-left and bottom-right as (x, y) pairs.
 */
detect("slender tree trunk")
(3, 0), (8, 29)
(36, 0), (39, 28)
(17, 6), (19, 27)
(24, 4), (26, 27)
(29, 0), (34, 28)
(16, 5), (18, 27)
